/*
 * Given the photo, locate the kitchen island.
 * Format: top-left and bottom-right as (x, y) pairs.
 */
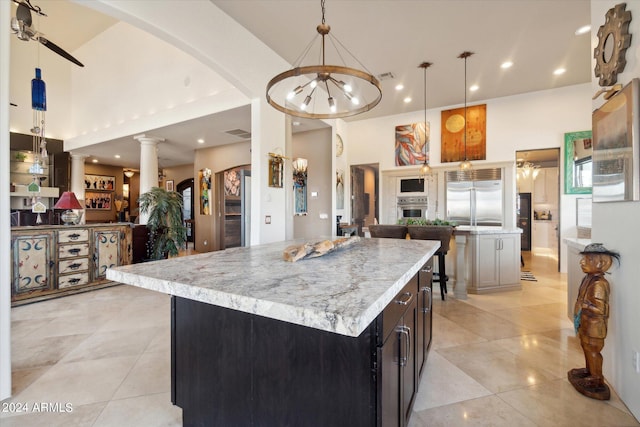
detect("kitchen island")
(107, 237), (439, 427)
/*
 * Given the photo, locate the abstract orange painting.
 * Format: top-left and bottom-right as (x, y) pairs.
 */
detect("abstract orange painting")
(441, 104), (486, 163)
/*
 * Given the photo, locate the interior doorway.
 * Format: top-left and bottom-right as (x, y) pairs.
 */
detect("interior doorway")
(515, 148), (561, 272)
(177, 178), (194, 243)
(350, 163), (379, 236)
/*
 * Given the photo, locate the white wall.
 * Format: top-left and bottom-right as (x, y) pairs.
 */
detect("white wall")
(1, 0), (12, 401)
(590, 1), (640, 420)
(66, 21), (249, 150)
(346, 83), (592, 272)
(293, 128), (333, 238)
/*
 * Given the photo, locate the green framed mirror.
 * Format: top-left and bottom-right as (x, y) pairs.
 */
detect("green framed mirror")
(564, 130), (592, 194)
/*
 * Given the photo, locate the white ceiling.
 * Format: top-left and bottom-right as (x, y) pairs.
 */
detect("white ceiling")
(10, 0), (592, 169)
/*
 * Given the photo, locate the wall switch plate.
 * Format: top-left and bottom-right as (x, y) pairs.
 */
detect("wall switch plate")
(633, 350), (640, 374)
(265, 215), (271, 224)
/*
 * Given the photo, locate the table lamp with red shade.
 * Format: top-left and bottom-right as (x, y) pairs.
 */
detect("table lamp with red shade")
(54, 191), (83, 225)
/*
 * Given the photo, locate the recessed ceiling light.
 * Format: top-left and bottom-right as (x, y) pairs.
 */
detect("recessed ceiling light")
(395, 84), (404, 91)
(575, 25), (591, 35)
(403, 97), (412, 103)
(469, 85), (479, 92)
(501, 61), (513, 69)
(92, 159), (98, 163)
(197, 138), (205, 144)
(553, 68), (566, 75)
(114, 154), (121, 159)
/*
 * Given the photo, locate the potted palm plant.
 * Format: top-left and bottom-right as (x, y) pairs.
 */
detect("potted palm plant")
(138, 187), (187, 260)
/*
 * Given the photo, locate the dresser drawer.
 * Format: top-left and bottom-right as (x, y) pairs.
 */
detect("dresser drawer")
(58, 272), (90, 288)
(58, 242), (90, 259)
(58, 229), (89, 243)
(58, 258), (89, 274)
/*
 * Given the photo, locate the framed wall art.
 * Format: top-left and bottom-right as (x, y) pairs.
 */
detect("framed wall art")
(199, 168), (212, 215)
(268, 154), (284, 188)
(395, 122), (428, 166)
(564, 130), (593, 194)
(84, 174), (115, 191)
(85, 191), (112, 210)
(592, 78), (640, 202)
(165, 180), (174, 192)
(441, 104), (486, 163)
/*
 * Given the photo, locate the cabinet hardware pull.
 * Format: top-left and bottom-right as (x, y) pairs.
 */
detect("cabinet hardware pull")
(68, 278), (80, 284)
(398, 326), (411, 367)
(421, 265), (432, 273)
(69, 233), (80, 240)
(68, 248), (81, 255)
(421, 287), (432, 313)
(69, 263), (82, 270)
(394, 292), (413, 306)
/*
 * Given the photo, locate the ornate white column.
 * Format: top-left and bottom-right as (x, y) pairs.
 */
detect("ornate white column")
(134, 134), (164, 224)
(70, 153), (89, 224)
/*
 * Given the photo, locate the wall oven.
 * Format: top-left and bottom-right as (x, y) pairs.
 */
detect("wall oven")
(397, 196), (428, 221)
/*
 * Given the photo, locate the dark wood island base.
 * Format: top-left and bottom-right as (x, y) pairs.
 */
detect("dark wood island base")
(171, 259), (433, 427)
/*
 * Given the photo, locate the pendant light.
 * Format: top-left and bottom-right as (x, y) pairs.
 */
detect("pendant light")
(266, 0), (382, 119)
(418, 62), (432, 178)
(458, 51), (474, 171)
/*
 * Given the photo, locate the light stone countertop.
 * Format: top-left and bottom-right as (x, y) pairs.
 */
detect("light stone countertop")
(564, 237), (591, 251)
(107, 237), (439, 337)
(454, 226), (523, 235)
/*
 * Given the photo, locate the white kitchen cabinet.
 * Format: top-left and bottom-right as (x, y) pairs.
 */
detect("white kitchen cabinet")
(469, 232), (521, 293)
(532, 221), (558, 252)
(533, 167), (559, 204)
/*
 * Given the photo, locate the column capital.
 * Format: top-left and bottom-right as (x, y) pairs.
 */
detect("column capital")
(134, 134), (165, 145)
(70, 153), (90, 160)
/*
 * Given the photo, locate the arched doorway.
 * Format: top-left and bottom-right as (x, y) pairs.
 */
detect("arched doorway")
(177, 178), (195, 244)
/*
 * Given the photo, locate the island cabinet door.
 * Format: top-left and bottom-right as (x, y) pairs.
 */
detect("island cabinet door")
(417, 258), (434, 378)
(377, 277), (419, 427)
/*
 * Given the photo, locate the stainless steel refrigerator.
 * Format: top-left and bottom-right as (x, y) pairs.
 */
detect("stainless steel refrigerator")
(445, 169), (503, 226)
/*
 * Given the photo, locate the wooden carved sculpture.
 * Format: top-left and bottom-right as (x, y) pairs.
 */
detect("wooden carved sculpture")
(568, 243), (620, 400)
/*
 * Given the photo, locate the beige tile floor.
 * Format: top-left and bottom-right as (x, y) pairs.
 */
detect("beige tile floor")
(2, 252), (639, 426)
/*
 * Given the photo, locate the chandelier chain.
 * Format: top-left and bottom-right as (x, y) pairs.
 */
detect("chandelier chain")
(321, 0), (326, 24)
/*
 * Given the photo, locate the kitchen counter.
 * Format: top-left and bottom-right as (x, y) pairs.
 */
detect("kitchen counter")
(108, 237), (439, 426)
(454, 225), (523, 235)
(448, 226), (523, 298)
(107, 237), (439, 337)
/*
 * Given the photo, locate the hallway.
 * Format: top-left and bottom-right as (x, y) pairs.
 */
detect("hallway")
(2, 253), (638, 426)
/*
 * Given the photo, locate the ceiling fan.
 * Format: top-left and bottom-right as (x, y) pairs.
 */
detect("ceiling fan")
(10, 0), (84, 67)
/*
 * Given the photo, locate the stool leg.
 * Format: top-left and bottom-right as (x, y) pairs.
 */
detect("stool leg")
(439, 253), (447, 300)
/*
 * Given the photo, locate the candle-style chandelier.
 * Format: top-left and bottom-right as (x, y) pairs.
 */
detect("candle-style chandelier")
(266, 0), (382, 119)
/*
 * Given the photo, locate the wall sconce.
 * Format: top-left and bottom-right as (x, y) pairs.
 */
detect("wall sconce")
(292, 158), (308, 174)
(124, 170), (135, 178)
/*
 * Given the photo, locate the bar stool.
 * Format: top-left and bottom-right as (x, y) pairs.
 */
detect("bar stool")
(368, 225), (408, 239)
(407, 226), (454, 300)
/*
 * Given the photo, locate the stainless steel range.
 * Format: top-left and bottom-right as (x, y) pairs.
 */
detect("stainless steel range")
(397, 196), (428, 221)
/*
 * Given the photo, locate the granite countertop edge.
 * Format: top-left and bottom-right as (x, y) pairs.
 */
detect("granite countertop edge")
(107, 238), (439, 338)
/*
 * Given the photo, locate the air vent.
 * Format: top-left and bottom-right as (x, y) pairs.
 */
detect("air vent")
(446, 168), (502, 182)
(224, 129), (252, 139)
(377, 72), (395, 81)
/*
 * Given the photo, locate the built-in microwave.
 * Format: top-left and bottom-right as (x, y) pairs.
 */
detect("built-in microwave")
(397, 177), (427, 196)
